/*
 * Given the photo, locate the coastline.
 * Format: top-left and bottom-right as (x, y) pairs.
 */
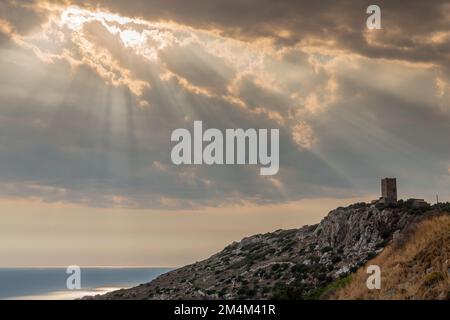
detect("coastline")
(7, 287), (124, 300)
(0, 267), (171, 300)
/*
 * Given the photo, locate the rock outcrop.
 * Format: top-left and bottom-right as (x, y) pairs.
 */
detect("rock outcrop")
(332, 214), (450, 300)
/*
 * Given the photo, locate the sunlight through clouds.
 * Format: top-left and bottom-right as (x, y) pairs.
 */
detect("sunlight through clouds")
(0, 0), (449, 209)
(16, 3), (336, 151)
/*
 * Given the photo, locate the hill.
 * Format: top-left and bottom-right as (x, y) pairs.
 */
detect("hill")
(86, 200), (443, 300)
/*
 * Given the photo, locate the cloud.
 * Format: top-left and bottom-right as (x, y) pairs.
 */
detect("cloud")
(0, 41), (350, 208)
(159, 43), (235, 96)
(292, 121), (317, 149)
(47, 0), (448, 73)
(0, 1), (449, 208)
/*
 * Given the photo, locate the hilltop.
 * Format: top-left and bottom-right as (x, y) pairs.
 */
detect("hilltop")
(85, 200), (447, 300)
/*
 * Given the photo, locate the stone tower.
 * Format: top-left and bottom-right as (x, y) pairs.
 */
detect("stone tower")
(381, 178), (397, 204)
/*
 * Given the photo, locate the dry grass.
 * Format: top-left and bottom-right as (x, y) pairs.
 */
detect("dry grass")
(332, 214), (450, 300)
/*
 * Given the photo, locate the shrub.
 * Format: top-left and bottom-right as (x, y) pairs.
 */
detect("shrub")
(291, 263), (310, 275)
(305, 275), (352, 300)
(422, 272), (445, 287)
(331, 255), (342, 263)
(237, 286), (256, 297)
(270, 281), (305, 300)
(321, 246), (333, 253)
(272, 264), (281, 271)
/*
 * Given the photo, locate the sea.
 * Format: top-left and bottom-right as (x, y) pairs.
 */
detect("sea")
(0, 267), (171, 300)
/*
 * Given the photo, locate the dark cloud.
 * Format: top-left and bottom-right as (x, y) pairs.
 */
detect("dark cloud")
(60, 0), (449, 72)
(2, 0), (448, 71)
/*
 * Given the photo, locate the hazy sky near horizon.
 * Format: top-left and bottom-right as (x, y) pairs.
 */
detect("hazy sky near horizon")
(0, 0), (449, 266)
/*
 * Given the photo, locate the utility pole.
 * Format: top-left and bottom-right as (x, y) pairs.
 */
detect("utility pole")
(436, 194), (441, 212)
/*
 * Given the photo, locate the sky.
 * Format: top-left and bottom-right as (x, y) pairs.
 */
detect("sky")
(0, 0), (449, 267)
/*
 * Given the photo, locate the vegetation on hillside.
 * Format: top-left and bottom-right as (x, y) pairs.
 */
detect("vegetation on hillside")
(332, 214), (450, 300)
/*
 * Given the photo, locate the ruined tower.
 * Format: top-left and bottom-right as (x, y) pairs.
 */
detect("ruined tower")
(381, 178), (397, 204)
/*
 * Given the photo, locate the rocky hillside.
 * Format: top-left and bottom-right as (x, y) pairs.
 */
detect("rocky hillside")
(332, 214), (450, 300)
(87, 201), (440, 300)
